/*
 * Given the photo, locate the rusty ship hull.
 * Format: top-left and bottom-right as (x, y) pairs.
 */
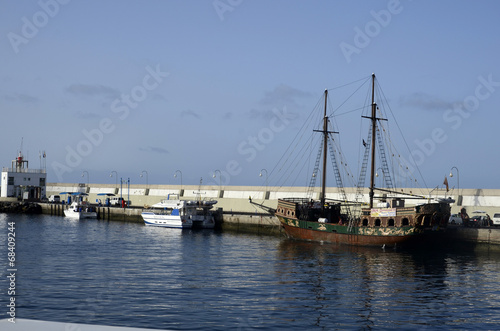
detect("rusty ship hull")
(276, 198), (450, 248)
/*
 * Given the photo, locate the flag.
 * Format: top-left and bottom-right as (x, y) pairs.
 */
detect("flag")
(443, 176), (449, 192)
(362, 139), (367, 147)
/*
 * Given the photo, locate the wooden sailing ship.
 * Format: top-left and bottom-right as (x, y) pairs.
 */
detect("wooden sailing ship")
(275, 74), (451, 247)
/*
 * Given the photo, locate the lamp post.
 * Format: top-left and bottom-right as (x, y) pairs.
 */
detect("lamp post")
(375, 167), (384, 186)
(213, 169), (221, 187)
(174, 170), (183, 190)
(450, 166), (460, 195)
(81, 170), (89, 186)
(110, 171), (118, 189)
(140, 170), (148, 189)
(120, 177), (130, 208)
(259, 168), (268, 191)
(213, 169), (222, 198)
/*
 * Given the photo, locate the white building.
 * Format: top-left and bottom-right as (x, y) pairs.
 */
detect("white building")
(1, 151), (46, 200)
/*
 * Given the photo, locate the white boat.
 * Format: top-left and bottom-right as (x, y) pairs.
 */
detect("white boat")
(141, 196), (218, 229)
(64, 201), (97, 220)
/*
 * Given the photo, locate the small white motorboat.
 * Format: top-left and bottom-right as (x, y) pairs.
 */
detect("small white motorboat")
(141, 195), (217, 229)
(64, 201), (97, 220)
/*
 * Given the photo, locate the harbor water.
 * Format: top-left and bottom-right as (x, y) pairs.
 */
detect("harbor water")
(2, 213), (500, 330)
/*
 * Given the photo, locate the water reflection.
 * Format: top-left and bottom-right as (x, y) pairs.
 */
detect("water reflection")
(275, 239), (500, 329)
(3, 215), (500, 329)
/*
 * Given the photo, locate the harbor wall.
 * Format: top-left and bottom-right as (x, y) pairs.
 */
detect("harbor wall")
(10, 182), (500, 244)
(39, 202), (143, 223)
(46, 183), (500, 211)
(446, 226), (500, 246)
(44, 183), (500, 226)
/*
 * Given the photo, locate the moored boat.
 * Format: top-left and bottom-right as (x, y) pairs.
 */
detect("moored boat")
(142, 195), (217, 229)
(64, 201), (97, 220)
(277, 197), (450, 247)
(275, 74), (451, 248)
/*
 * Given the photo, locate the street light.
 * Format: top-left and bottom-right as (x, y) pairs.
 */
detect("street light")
(213, 169), (222, 187)
(140, 170), (148, 188)
(375, 167), (385, 187)
(450, 166), (460, 194)
(81, 170), (89, 186)
(120, 177), (130, 208)
(174, 170), (183, 189)
(259, 168), (268, 189)
(213, 169), (222, 197)
(260, 169), (268, 200)
(110, 171), (118, 189)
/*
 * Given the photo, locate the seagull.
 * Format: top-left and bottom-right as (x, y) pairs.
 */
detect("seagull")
(382, 244), (386, 249)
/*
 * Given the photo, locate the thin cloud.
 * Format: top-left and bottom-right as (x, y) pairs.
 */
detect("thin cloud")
(65, 83), (120, 99)
(399, 92), (456, 111)
(75, 111), (100, 119)
(247, 108), (273, 120)
(139, 146), (169, 154)
(259, 84), (312, 106)
(5, 92), (39, 104)
(180, 109), (201, 119)
(151, 93), (167, 102)
(245, 84), (309, 121)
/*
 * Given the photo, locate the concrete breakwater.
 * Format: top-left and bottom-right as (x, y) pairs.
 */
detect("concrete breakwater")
(20, 201), (500, 246)
(38, 201), (282, 234)
(46, 183), (282, 229)
(46, 183), (500, 216)
(446, 226), (500, 246)
(39, 202), (144, 223)
(32, 183), (500, 242)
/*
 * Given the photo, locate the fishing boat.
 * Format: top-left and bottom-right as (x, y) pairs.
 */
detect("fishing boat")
(61, 192), (97, 220)
(141, 195), (217, 229)
(275, 74), (451, 247)
(64, 201), (97, 219)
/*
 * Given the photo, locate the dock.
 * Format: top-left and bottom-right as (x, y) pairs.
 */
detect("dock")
(2, 183), (500, 242)
(0, 318), (158, 331)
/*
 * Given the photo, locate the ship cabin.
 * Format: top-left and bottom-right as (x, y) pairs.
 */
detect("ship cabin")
(277, 197), (450, 229)
(276, 198), (345, 224)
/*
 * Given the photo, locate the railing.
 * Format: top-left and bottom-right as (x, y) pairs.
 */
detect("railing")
(2, 167), (46, 174)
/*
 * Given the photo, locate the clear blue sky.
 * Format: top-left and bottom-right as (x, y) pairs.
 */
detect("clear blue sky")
(1, 0), (499, 190)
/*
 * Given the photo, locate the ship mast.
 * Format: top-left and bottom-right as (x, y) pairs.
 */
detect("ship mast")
(369, 74), (376, 208)
(312, 89), (338, 211)
(320, 89), (328, 209)
(363, 73), (388, 208)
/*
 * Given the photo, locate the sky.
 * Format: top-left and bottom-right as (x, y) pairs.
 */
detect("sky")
(1, 0), (499, 190)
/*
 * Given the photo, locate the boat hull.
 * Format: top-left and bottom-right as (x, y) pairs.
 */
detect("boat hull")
(278, 218), (445, 247)
(141, 212), (190, 229)
(142, 198), (217, 229)
(141, 213), (215, 229)
(276, 199), (450, 248)
(64, 210), (97, 220)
